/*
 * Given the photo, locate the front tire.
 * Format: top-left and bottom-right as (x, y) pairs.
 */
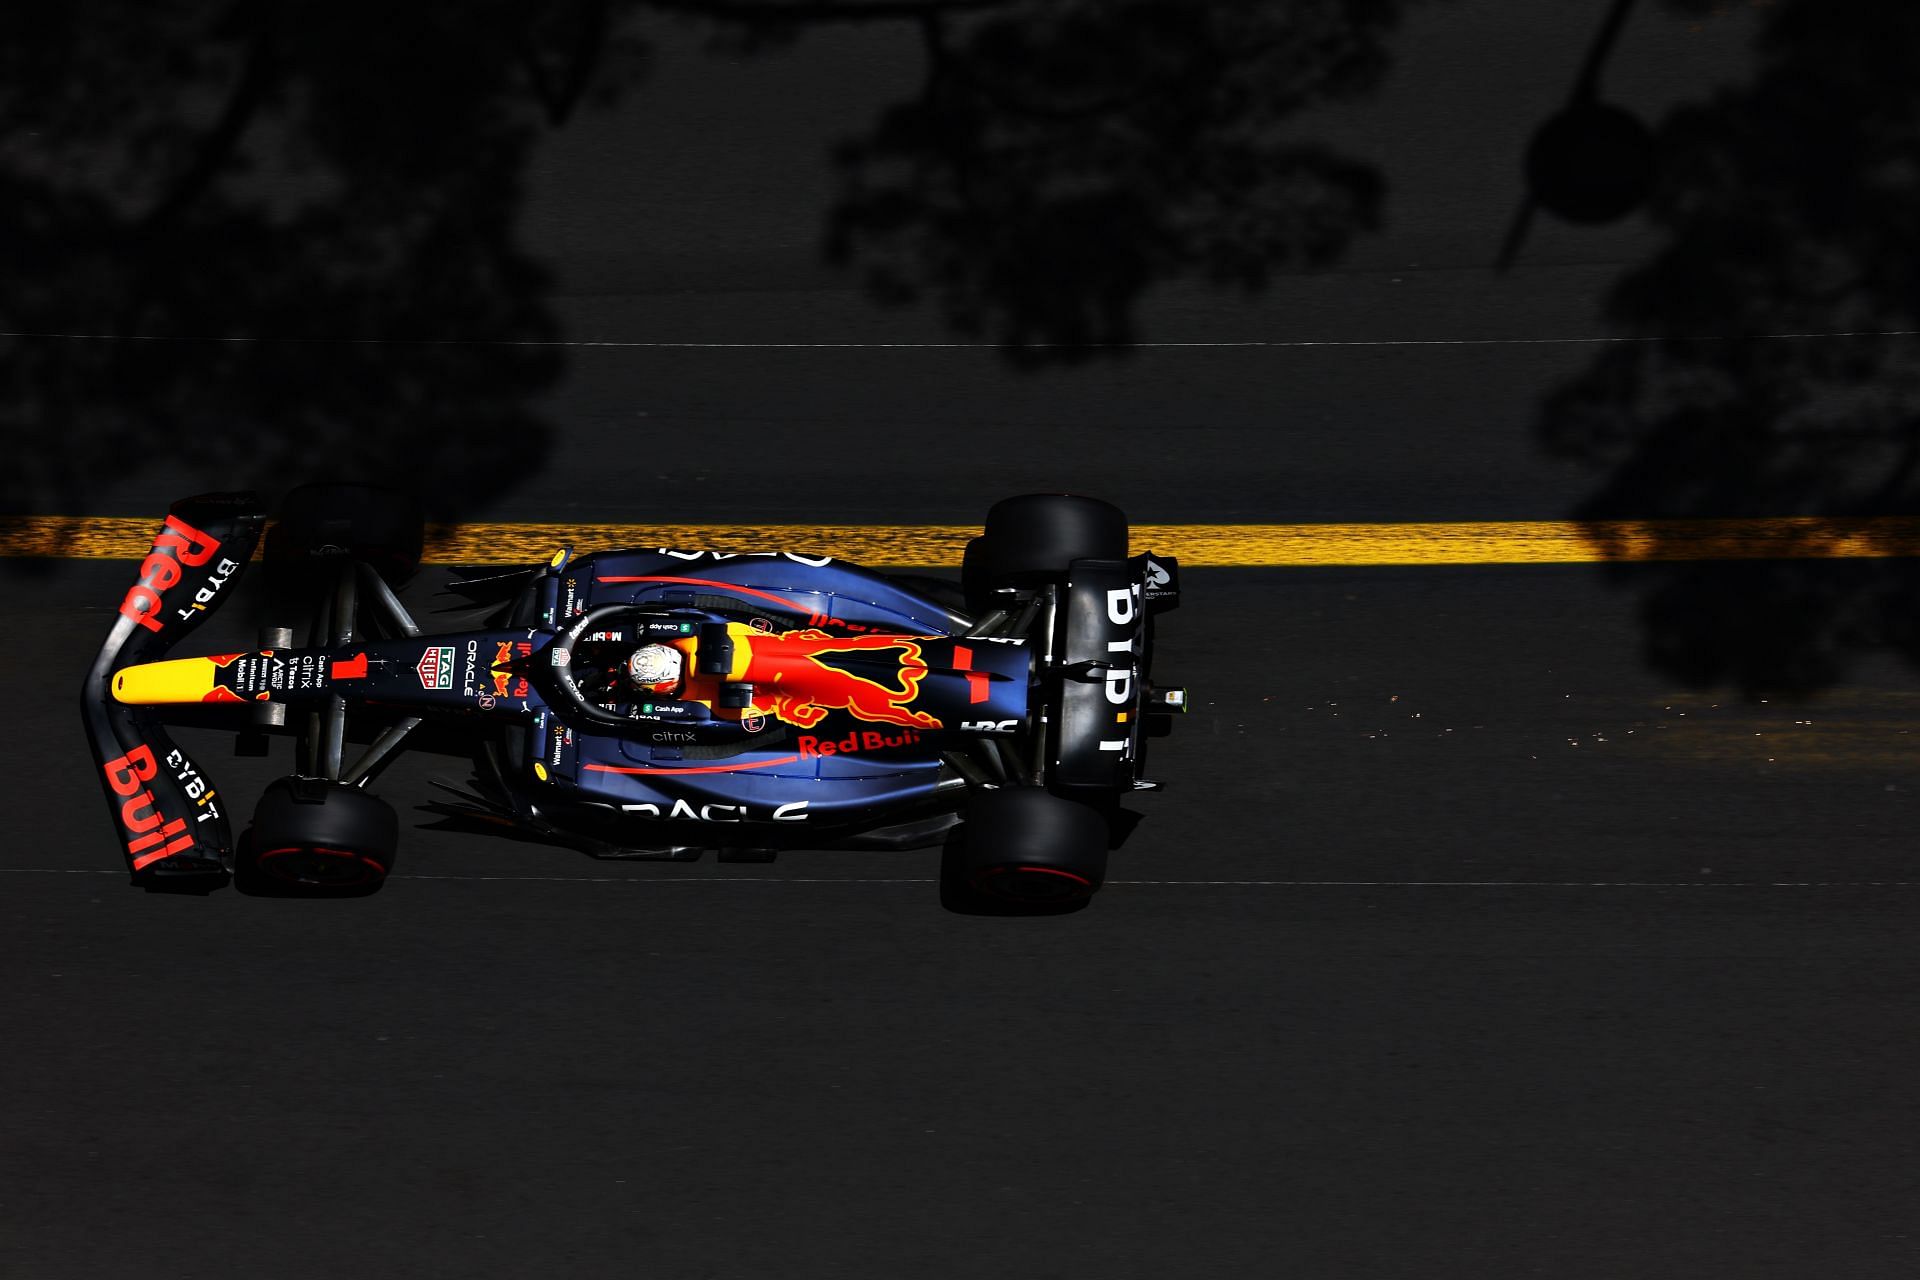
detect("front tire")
(237, 776), (399, 896)
(266, 482), (425, 587)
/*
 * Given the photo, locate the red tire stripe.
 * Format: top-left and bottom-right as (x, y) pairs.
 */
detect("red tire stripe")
(974, 865), (1095, 894)
(257, 845), (388, 875)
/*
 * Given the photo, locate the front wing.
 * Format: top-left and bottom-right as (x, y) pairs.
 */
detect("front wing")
(79, 493), (266, 883)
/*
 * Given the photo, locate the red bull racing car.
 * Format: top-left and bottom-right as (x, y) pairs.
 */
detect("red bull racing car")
(82, 487), (1185, 912)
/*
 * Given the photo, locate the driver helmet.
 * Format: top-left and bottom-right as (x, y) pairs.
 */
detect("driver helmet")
(627, 643), (683, 689)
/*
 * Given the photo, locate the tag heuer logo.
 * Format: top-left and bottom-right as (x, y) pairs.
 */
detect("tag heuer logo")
(416, 646), (455, 690)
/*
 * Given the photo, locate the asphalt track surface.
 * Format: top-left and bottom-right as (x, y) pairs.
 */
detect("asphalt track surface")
(9, 6), (1920, 1279)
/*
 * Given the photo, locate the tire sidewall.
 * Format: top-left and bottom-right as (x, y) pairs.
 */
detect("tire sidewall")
(267, 482), (425, 586)
(950, 787), (1110, 911)
(963, 494), (1128, 611)
(239, 777), (399, 895)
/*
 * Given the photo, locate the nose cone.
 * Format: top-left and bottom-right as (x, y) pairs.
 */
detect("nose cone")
(112, 656), (233, 704)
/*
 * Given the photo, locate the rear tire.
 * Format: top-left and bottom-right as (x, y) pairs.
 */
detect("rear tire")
(963, 494), (1127, 615)
(941, 787), (1109, 915)
(236, 776), (398, 896)
(266, 482), (425, 586)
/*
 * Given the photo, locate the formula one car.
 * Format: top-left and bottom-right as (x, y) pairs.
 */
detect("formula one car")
(83, 487), (1184, 912)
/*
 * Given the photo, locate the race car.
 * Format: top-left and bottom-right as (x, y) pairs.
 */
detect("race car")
(82, 486), (1185, 912)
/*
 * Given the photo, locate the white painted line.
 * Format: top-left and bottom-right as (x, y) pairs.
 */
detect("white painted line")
(1110, 879), (1920, 888)
(401, 873), (936, 884)
(2, 329), (1916, 351)
(6, 868), (1917, 888)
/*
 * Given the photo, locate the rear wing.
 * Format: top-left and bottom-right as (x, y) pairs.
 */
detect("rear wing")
(79, 493), (266, 885)
(1050, 552), (1179, 792)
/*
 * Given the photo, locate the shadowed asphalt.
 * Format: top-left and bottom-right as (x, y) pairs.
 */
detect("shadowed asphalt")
(6, 564), (1919, 1278)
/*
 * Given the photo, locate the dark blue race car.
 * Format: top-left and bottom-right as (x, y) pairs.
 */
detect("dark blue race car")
(83, 487), (1185, 913)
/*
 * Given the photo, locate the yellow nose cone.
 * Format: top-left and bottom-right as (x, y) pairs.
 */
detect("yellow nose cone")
(111, 656), (228, 704)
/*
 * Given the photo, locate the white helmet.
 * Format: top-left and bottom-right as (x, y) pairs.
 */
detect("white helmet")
(627, 644), (683, 688)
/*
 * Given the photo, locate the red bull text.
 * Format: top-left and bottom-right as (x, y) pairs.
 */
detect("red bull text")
(118, 514), (223, 634)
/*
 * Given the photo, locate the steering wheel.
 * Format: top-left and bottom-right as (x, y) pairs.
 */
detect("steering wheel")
(548, 604), (652, 727)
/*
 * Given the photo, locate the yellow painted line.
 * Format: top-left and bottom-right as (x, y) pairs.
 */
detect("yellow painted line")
(9, 516), (1920, 567)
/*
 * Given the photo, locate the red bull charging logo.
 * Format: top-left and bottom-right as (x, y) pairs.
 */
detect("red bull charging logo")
(741, 629), (942, 731)
(492, 640), (534, 697)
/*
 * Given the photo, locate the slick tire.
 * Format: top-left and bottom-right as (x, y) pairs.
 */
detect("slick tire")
(963, 494), (1128, 615)
(942, 787), (1109, 915)
(267, 482), (425, 586)
(236, 776), (399, 896)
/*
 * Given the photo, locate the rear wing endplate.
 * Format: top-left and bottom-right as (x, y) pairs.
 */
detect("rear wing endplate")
(1050, 554), (1173, 792)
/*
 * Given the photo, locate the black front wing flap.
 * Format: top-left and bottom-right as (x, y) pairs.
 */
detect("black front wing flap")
(79, 493), (267, 884)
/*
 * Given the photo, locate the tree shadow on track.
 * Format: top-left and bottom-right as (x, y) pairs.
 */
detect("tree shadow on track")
(7, 1), (1425, 529)
(1537, 0), (1920, 695)
(680, 0), (1426, 367)
(1, 1), (650, 525)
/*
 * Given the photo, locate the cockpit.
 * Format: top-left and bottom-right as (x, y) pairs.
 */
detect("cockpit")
(543, 602), (997, 745)
(548, 606), (750, 732)
(566, 635), (695, 712)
